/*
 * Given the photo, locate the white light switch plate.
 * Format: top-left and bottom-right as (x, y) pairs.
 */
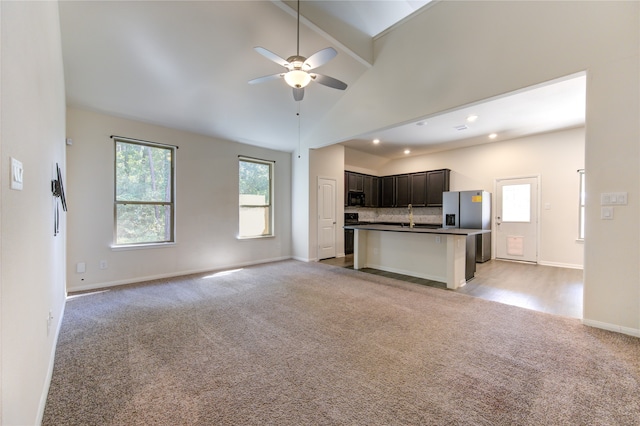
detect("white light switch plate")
(601, 206), (613, 220)
(615, 192), (627, 205)
(601, 191), (628, 205)
(10, 157), (23, 190)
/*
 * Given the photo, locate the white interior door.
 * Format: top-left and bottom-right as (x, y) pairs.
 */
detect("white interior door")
(318, 177), (336, 260)
(496, 177), (538, 263)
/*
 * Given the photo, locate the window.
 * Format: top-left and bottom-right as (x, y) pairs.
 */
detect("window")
(502, 183), (531, 222)
(114, 138), (175, 245)
(578, 169), (585, 240)
(239, 157), (273, 238)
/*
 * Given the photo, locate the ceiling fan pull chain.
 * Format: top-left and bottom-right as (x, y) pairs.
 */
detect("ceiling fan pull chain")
(297, 102), (302, 158)
(296, 0), (300, 56)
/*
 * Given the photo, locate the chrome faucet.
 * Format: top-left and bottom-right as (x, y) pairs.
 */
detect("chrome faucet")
(408, 204), (414, 228)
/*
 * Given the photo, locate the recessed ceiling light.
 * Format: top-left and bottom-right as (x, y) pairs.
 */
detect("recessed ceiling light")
(467, 115), (479, 122)
(373, 139), (380, 144)
(489, 133), (498, 139)
(404, 149), (411, 155)
(416, 121), (427, 126)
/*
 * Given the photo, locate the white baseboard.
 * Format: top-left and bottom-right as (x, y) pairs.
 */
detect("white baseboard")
(68, 256), (293, 292)
(37, 301), (66, 425)
(582, 319), (640, 338)
(293, 255), (316, 262)
(538, 260), (584, 270)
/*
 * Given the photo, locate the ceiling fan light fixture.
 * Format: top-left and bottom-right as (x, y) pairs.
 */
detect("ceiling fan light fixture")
(285, 70), (311, 88)
(250, 0), (347, 100)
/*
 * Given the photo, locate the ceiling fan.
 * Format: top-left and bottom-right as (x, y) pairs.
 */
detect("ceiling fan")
(248, 0), (348, 102)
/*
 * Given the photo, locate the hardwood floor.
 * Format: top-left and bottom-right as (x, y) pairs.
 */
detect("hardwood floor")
(320, 255), (583, 319)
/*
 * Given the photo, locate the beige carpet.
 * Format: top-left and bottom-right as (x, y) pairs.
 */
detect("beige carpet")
(43, 260), (640, 425)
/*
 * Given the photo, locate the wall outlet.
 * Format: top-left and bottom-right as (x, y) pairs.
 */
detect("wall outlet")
(76, 262), (86, 273)
(99, 260), (108, 269)
(435, 236), (441, 243)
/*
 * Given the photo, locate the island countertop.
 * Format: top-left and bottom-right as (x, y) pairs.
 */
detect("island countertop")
(344, 223), (490, 236)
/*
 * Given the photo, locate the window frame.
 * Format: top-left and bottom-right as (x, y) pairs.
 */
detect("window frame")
(238, 156), (274, 239)
(113, 137), (176, 247)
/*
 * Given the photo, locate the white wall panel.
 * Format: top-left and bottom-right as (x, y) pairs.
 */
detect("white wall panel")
(1, 1), (67, 423)
(66, 108), (292, 291)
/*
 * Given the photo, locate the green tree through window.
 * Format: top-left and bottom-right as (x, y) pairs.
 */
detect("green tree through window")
(115, 139), (175, 245)
(239, 158), (273, 238)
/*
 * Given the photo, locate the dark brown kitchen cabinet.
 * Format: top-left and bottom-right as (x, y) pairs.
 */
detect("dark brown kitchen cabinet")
(345, 229), (354, 254)
(347, 172), (364, 192)
(426, 169), (451, 206)
(344, 172), (348, 206)
(363, 175), (379, 207)
(395, 174), (411, 207)
(410, 172), (427, 206)
(346, 168), (450, 208)
(381, 176), (395, 207)
(381, 174), (410, 207)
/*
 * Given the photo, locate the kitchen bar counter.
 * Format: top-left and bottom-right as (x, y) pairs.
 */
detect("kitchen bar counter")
(344, 223), (489, 235)
(344, 224), (490, 289)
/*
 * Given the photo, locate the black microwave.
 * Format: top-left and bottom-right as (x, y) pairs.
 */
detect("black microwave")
(347, 191), (365, 207)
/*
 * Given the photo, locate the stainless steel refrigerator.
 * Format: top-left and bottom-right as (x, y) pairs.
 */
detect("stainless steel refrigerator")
(442, 190), (492, 263)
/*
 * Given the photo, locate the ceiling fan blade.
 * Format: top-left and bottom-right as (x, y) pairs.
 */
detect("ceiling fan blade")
(293, 87), (304, 102)
(248, 73), (284, 85)
(311, 74), (348, 90)
(254, 46), (289, 67)
(303, 47), (337, 70)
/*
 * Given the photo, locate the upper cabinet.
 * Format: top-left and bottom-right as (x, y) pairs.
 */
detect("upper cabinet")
(346, 171), (379, 207)
(346, 172), (364, 192)
(346, 168), (450, 208)
(410, 172), (427, 206)
(381, 173), (426, 208)
(395, 174), (411, 207)
(380, 176), (395, 207)
(426, 169), (451, 207)
(363, 175), (379, 207)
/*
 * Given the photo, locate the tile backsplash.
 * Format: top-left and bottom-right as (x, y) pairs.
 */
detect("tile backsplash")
(345, 207), (442, 225)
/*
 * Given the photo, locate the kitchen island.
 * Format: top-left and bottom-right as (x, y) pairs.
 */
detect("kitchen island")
(343, 223), (490, 289)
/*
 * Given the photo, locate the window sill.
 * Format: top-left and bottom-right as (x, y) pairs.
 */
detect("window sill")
(111, 242), (176, 251)
(237, 235), (275, 241)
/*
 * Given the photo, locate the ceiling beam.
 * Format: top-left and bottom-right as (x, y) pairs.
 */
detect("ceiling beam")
(274, 0), (373, 68)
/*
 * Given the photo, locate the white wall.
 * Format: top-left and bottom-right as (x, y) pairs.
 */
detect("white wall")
(0, 1), (67, 424)
(66, 108), (292, 291)
(346, 128), (585, 269)
(343, 148), (389, 176)
(291, 149), (310, 261)
(309, 1), (639, 335)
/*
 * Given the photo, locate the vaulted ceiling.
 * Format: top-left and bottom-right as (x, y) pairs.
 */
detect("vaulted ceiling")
(59, 1), (584, 159)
